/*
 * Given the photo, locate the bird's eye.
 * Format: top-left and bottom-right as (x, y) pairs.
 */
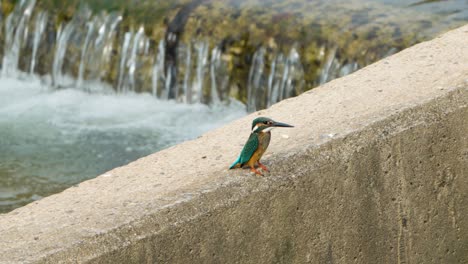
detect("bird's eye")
(264, 121), (269, 125)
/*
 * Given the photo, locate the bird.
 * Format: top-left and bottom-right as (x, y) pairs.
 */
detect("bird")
(229, 117), (293, 176)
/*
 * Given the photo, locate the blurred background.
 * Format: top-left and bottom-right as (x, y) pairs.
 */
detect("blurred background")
(0, 0), (466, 213)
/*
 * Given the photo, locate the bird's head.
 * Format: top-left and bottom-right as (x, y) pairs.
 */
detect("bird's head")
(251, 117), (294, 133)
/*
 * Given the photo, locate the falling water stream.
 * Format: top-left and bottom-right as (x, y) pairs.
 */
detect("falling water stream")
(0, 0), (466, 213)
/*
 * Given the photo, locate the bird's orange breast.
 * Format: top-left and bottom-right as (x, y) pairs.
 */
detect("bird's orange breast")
(246, 132), (271, 167)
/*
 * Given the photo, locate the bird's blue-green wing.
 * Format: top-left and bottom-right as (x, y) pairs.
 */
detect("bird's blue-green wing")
(230, 133), (258, 169)
(239, 133), (259, 164)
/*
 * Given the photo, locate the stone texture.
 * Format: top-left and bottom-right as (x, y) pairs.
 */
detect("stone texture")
(0, 25), (467, 263)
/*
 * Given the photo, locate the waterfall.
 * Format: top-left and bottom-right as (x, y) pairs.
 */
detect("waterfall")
(0, 2), (309, 110)
(247, 45), (305, 110)
(283, 46), (304, 100)
(319, 46), (338, 85)
(2, 0), (37, 77)
(128, 26), (145, 92)
(247, 47), (265, 112)
(318, 46), (363, 85)
(52, 6), (92, 88)
(0, 2), (313, 111)
(339, 61), (359, 77)
(0, 0), (461, 112)
(164, 64), (172, 100)
(117, 32), (132, 93)
(100, 14), (122, 81)
(77, 12), (122, 90)
(182, 43), (192, 103)
(266, 54), (276, 108)
(29, 11), (47, 74)
(210, 46), (221, 104)
(152, 39), (165, 98)
(77, 20), (96, 89)
(269, 54), (283, 107)
(52, 20), (72, 88)
(192, 40), (209, 104)
(116, 26), (150, 94)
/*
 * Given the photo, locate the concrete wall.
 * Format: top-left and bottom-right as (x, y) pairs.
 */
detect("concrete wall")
(0, 25), (467, 264)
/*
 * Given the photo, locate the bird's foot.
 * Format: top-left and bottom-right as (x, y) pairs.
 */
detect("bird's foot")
(250, 167), (263, 176)
(257, 162), (269, 172)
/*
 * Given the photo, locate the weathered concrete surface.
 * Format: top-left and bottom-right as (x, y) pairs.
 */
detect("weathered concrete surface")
(0, 25), (467, 263)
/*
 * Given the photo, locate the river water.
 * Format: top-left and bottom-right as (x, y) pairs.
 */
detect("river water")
(0, 76), (245, 212)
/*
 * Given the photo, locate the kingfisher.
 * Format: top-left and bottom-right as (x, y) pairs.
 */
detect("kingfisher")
(229, 117), (293, 176)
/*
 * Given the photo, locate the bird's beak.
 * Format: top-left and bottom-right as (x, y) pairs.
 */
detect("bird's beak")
(273, 121), (294, 128)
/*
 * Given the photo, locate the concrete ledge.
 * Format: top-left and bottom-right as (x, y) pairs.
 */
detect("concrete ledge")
(0, 25), (467, 263)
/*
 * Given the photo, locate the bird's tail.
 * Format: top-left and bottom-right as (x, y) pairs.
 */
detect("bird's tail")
(229, 156), (241, 169)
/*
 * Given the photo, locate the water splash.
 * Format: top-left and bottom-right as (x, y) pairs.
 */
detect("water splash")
(0, 76), (246, 213)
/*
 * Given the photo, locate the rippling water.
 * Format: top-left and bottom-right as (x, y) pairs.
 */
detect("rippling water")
(0, 76), (245, 213)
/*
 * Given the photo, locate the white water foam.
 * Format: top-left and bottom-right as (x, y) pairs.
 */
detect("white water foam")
(0, 76), (246, 212)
